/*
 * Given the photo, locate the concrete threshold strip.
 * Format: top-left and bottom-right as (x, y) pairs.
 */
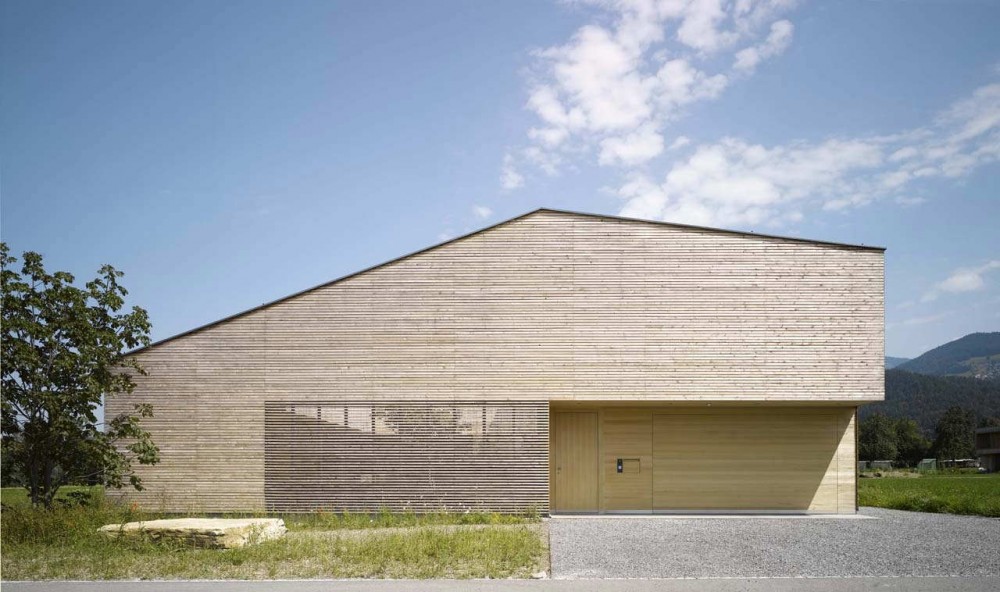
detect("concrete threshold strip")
(5, 577), (999, 592)
(550, 513), (879, 519)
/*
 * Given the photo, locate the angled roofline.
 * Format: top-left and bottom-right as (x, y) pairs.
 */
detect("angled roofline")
(128, 207), (885, 354)
(541, 207), (886, 252)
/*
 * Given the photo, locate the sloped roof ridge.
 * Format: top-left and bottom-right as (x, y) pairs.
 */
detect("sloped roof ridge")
(129, 207), (884, 353)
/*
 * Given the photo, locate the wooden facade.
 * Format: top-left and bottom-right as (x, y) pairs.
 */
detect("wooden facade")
(551, 405), (856, 513)
(106, 209), (884, 513)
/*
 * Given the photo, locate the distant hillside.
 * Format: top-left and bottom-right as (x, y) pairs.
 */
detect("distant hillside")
(897, 332), (1000, 379)
(885, 356), (910, 369)
(861, 369), (1000, 433)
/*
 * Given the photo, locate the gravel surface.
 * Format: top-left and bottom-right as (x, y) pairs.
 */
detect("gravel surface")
(548, 508), (1000, 579)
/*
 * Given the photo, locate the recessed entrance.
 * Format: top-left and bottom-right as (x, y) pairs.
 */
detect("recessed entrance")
(550, 405), (856, 514)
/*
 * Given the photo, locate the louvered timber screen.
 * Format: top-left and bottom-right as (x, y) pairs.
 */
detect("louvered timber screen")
(264, 400), (549, 513)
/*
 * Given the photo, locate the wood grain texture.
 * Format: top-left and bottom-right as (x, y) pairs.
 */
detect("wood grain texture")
(550, 405), (857, 513)
(651, 408), (851, 512)
(107, 210), (883, 512)
(602, 409), (653, 511)
(552, 412), (599, 512)
(838, 408), (858, 513)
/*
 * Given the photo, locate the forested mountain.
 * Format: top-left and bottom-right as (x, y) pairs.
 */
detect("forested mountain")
(861, 369), (1000, 434)
(885, 356), (910, 369)
(897, 332), (1000, 379)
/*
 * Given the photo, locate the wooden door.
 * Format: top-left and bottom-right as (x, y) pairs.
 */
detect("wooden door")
(602, 409), (653, 511)
(552, 412), (599, 512)
(652, 410), (840, 511)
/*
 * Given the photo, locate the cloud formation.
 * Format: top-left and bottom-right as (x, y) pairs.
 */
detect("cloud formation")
(619, 83), (1000, 227)
(733, 19), (794, 73)
(500, 153), (524, 190)
(473, 205), (494, 219)
(506, 0), (796, 180)
(504, 2), (1000, 231)
(923, 260), (1000, 302)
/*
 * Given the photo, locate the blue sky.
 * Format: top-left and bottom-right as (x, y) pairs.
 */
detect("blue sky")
(2, 0), (998, 359)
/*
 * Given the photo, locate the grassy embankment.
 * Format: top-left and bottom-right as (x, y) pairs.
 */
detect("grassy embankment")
(859, 471), (1000, 517)
(0, 487), (546, 580)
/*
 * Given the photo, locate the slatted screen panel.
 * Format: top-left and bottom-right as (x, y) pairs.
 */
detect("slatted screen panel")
(264, 400), (549, 513)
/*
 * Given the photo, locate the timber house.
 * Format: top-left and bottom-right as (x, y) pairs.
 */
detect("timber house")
(108, 208), (885, 514)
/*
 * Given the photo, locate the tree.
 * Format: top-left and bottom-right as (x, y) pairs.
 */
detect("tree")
(1, 243), (159, 507)
(980, 416), (1000, 428)
(932, 406), (976, 461)
(894, 418), (930, 467)
(859, 413), (898, 462)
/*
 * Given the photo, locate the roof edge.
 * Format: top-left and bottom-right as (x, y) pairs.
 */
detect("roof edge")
(539, 208), (887, 252)
(128, 207), (885, 355)
(127, 208), (548, 355)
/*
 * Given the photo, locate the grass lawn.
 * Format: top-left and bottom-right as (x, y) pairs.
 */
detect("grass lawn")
(1, 487), (547, 580)
(859, 472), (1000, 517)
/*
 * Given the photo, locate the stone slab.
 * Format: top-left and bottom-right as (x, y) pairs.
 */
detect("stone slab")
(98, 518), (286, 549)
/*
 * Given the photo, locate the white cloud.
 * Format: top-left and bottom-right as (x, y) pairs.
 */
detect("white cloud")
(505, 3), (999, 229)
(522, 146), (563, 176)
(620, 136), (883, 226)
(655, 58), (729, 111)
(668, 135), (692, 150)
(618, 82), (1000, 227)
(922, 260), (1000, 302)
(507, 0), (798, 181)
(500, 153), (524, 190)
(733, 19), (794, 73)
(473, 205), (494, 219)
(599, 124), (665, 166)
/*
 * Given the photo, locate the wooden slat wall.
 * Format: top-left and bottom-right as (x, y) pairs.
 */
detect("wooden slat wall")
(264, 401), (548, 513)
(107, 210), (883, 512)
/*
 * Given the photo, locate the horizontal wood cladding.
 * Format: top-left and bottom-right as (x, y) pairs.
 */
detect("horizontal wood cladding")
(108, 210), (883, 511)
(264, 401), (548, 513)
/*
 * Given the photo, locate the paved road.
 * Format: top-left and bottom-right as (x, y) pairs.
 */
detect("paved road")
(549, 508), (1000, 579)
(4, 578), (1000, 592)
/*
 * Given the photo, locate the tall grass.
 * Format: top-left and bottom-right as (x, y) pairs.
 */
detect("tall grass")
(1, 488), (146, 546)
(0, 487), (546, 580)
(859, 473), (1000, 517)
(285, 506), (538, 531)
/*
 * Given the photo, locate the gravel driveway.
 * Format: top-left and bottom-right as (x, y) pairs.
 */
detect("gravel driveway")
(548, 508), (1000, 579)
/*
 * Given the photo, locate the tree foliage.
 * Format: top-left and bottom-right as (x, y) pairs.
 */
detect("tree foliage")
(894, 418), (931, 467)
(862, 369), (1000, 433)
(932, 406), (977, 461)
(859, 413), (898, 462)
(1, 243), (159, 507)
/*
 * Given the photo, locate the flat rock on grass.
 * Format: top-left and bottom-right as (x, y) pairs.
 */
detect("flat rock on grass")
(98, 518), (286, 549)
